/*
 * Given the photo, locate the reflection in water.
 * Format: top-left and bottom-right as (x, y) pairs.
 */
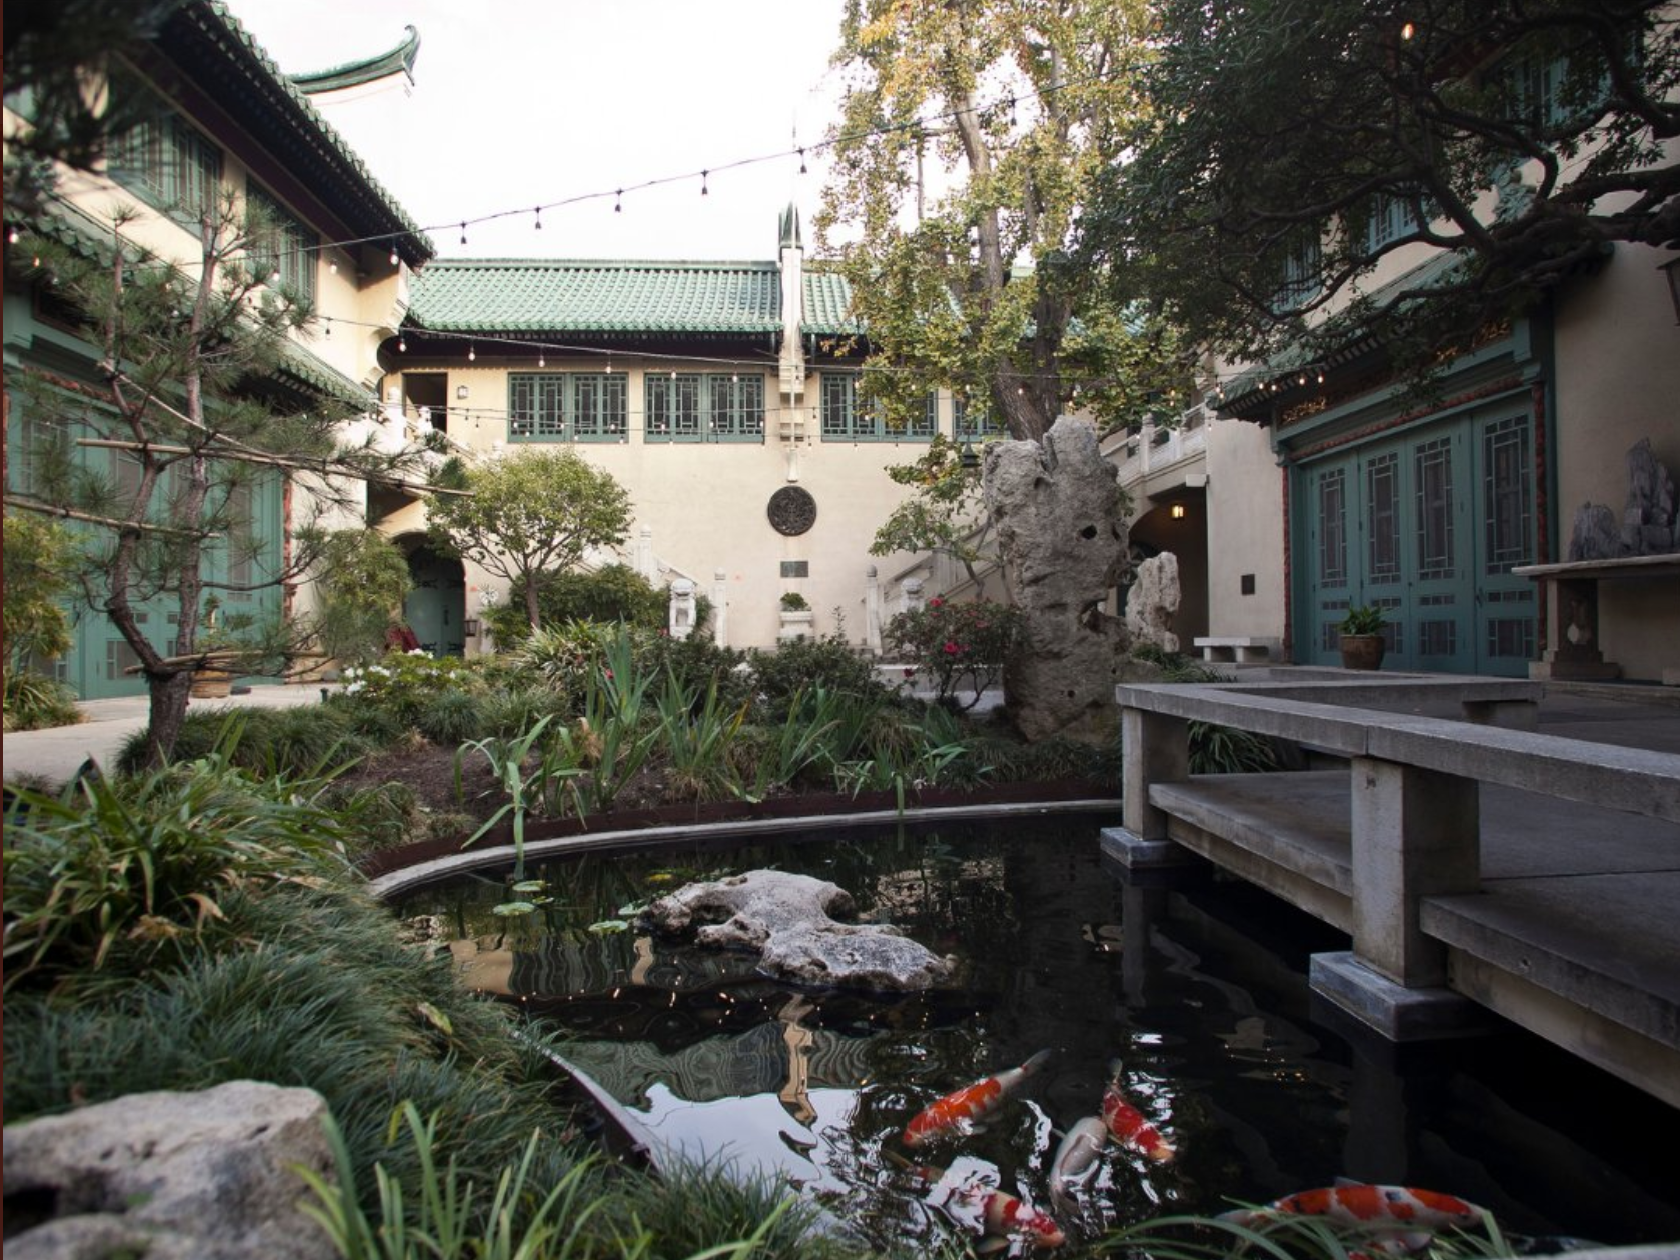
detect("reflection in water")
(397, 817), (1680, 1254)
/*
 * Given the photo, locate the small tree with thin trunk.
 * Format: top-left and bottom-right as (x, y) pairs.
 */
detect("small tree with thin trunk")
(12, 190), (431, 767)
(425, 448), (634, 634)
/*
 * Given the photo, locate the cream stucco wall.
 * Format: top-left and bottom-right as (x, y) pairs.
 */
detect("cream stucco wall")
(1550, 241), (1680, 679)
(389, 356), (942, 651)
(1204, 415), (1288, 646)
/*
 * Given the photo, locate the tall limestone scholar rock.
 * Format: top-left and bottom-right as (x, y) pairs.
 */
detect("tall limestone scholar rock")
(984, 415), (1130, 742)
(2, 1080), (337, 1260)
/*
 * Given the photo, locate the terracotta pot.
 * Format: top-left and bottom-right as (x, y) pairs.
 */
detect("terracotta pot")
(1339, 633), (1386, 671)
(189, 668), (234, 698)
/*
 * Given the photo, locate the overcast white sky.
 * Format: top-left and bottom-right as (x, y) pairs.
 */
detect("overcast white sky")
(224, 0), (849, 262)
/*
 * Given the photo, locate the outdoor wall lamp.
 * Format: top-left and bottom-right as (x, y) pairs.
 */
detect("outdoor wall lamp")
(959, 438), (980, 470)
(456, 384), (469, 399)
(463, 618), (481, 637)
(1170, 503), (1187, 519)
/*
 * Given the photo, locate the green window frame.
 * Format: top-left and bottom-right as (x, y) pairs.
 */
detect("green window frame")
(644, 374), (765, 442)
(246, 185), (317, 303)
(818, 373), (935, 442)
(508, 373), (627, 443)
(1365, 191), (1424, 253)
(108, 91), (222, 225)
(1271, 232), (1323, 315)
(953, 396), (1006, 440)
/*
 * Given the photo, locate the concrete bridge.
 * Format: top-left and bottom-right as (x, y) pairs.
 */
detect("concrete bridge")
(1106, 673), (1680, 1109)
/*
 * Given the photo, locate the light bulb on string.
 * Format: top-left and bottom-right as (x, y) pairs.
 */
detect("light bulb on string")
(8, 226), (20, 244)
(324, 317), (332, 337)
(1401, 20), (1416, 39)
(701, 170), (709, 196)
(538, 350), (546, 368)
(614, 189), (622, 213)
(459, 222), (467, 246)
(798, 148), (807, 175)
(390, 242), (400, 266)
(468, 343), (476, 362)
(398, 335), (407, 353)
(329, 256), (338, 275)
(534, 206), (543, 230)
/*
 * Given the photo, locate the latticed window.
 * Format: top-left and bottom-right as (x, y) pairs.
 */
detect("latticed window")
(1317, 468), (1347, 585)
(1415, 436), (1457, 579)
(1365, 191), (1424, 252)
(109, 90), (222, 224)
(1483, 415), (1532, 573)
(819, 373), (935, 441)
(1271, 232), (1323, 314)
(509, 374), (626, 442)
(643, 373), (763, 442)
(246, 185), (317, 302)
(1365, 453), (1401, 584)
(954, 397), (1006, 440)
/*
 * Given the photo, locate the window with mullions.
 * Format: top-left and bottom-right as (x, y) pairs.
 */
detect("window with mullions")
(1365, 191), (1426, 253)
(246, 185), (317, 303)
(645, 374), (764, 442)
(508, 373), (626, 443)
(819, 373), (935, 442)
(1271, 233), (1323, 315)
(953, 397), (1006, 440)
(109, 92), (222, 224)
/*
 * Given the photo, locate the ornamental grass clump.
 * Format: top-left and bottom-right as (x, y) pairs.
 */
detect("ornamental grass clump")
(885, 597), (1023, 709)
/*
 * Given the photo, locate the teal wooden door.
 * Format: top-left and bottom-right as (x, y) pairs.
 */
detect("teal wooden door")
(1297, 406), (1535, 674)
(403, 545), (465, 658)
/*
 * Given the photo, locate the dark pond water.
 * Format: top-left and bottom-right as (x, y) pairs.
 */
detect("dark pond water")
(394, 812), (1680, 1255)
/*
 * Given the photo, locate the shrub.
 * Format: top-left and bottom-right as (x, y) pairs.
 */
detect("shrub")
(337, 652), (484, 729)
(885, 596), (1023, 709)
(489, 563), (669, 645)
(312, 528), (413, 666)
(2, 754), (354, 993)
(3, 670), (82, 733)
(747, 634), (883, 714)
(414, 690), (488, 746)
(115, 706), (377, 778)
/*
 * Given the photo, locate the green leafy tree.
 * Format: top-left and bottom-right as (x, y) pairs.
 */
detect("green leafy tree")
(870, 434), (996, 587)
(311, 529), (413, 666)
(425, 448), (634, 634)
(2, 513), (82, 729)
(1094, 0), (1680, 369)
(817, 0), (1186, 442)
(13, 191), (425, 767)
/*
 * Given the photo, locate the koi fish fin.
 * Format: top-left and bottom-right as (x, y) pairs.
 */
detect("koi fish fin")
(1020, 1047), (1054, 1074)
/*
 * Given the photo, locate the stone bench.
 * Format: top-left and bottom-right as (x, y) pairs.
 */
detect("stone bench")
(1193, 635), (1280, 664)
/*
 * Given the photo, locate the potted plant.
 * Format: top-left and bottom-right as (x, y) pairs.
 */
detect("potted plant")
(189, 596), (236, 698)
(1337, 604), (1388, 670)
(777, 590), (814, 641)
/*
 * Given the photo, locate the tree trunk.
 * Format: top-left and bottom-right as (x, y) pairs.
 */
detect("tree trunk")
(525, 578), (541, 633)
(982, 416), (1131, 744)
(141, 668), (195, 770)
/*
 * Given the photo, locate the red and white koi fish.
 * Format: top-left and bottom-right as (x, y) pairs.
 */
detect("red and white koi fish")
(1048, 1115), (1109, 1209)
(902, 1049), (1053, 1149)
(893, 1154), (1067, 1250)
(1101, 1068), (1175, 1163)
(969, 1184), (1067, 1250)
(1219, 1184), (1488, 1233)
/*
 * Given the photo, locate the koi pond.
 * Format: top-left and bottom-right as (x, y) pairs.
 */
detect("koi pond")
(393, 812), (1680, 1255)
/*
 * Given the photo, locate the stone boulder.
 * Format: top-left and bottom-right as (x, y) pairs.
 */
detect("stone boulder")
(1124, 552), (1182, 654)
(2, 1080), (337, 1260)
(641, 870), (955, 991)
(983, 415), (1130, 743)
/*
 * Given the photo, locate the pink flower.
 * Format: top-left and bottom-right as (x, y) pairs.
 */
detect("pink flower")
(943, 641), (961, 655)
(928, 597), (944, 608)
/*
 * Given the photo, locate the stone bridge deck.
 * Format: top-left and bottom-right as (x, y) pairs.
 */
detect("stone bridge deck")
(1107, 676), (1680, 1109)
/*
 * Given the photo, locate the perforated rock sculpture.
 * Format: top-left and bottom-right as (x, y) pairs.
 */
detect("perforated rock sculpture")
(1125, 552), (1182, 654)
(983, 415), (1130, 743)
(641, 869), (955, 991)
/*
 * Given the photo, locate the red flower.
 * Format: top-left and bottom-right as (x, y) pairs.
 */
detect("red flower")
(943, 641), (961, 654)
(928, 597), (944, 608)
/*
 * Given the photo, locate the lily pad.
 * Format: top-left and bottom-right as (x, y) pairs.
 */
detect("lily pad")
(586, 919), (630, 934)
(491, 901), (537, 917)
(511, 879), (547, 894)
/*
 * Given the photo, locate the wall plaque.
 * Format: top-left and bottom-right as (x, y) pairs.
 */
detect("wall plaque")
(767, 486), (817, 536)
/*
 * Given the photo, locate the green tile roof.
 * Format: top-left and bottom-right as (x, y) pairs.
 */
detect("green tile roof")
(406, 259), (861, 338)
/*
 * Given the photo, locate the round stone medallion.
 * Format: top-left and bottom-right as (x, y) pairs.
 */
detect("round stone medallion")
(767, 486), (817, 536)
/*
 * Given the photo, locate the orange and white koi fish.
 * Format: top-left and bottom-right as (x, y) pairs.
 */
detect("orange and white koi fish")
(902, 1049), (1053, 1149)
(1219, 1184), (1488, 1233)
(1101, 1067), (1175, 1163)
(1048, 1115), (1109, 1209)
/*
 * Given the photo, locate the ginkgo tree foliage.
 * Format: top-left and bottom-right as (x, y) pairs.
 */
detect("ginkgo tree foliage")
(1090, 0), (1680, 371)
(816, 0), (1188, 444)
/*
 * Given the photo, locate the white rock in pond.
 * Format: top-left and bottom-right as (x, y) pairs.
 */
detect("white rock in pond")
(642, 869), (955, 991)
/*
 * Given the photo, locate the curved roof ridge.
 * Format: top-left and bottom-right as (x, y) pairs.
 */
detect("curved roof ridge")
(197, 1), (434, 258)
(291, 24), (421, 93)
